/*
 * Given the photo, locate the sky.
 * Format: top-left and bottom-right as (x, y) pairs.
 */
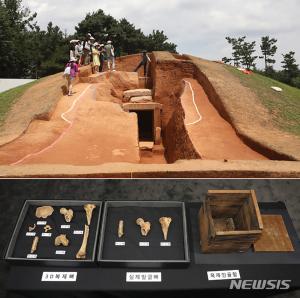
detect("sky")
(23, 0), (300, 69)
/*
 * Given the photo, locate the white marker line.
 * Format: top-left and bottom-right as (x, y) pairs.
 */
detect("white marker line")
(183, 80), (203, 126)
(10, 85), (91, 166)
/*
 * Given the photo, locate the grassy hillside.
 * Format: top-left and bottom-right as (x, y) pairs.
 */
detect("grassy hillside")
(226, 65), (300, 137)
(0, 81), (38, 126)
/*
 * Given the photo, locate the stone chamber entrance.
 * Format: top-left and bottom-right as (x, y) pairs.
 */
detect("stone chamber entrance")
(132, 110), (154, 142)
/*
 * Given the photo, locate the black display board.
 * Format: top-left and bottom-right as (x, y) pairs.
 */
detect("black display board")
(5, 200), (102, 266)
(98, 201), (189, 267)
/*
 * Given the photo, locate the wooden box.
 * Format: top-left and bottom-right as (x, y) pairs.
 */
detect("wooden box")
(199, 190), (263, 253)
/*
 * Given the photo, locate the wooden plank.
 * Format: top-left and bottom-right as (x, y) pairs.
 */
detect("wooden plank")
(216, 230), (262, 236)
(254, 215), (294, 252)
(250, 190), (264, 230)
(208, 190), (251, 195)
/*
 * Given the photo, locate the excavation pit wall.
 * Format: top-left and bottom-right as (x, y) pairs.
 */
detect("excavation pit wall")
(150, 52), (200, 163)
(150, 51), (296, 163)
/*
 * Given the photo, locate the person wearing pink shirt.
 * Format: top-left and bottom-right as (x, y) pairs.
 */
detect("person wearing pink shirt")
(64, 57), (79, 96)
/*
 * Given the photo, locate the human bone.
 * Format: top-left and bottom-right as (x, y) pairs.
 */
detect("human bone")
(76, 225), (89, 259)
(84, 204), (96, 225)
(28, 224), (36, 232)
(136, 218), (151, 236)
(35, 206), (54, 219)
(55, 234), (69, 247)
(118, 220), (124, 238)
(159, 217), (172, 240)
(44, 225), (52, 233)
(31, 236), (39, 254)
(60, 208), (74, 223)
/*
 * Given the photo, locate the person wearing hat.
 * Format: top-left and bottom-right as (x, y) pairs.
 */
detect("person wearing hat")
(134, 50), (151, 76)
(104, 40), (115, 71)
(74, 40), (83, 66)
(92, 42), (100, 73)
(64, 57), (79, 96)
(82, 34), (94, 65)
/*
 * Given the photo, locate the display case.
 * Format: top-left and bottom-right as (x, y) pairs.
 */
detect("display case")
(5, 200), (102, 266)
(98, 201), (190, 268)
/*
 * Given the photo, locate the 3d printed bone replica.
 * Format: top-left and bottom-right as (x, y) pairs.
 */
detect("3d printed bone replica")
(159, 217), (172, 240)
(28, 224), (36, 232)
(31, 236), (39, 254)
(118, 220), (124, 238)
(136, 218), (151, 236)
(76, 225), (89, 259)
(35, 206), (54, 219)
(60, 208), (74, 223)
(44, 225), (52, 233)
(84, 204), (96, 225)
(55, 234), (69, 247)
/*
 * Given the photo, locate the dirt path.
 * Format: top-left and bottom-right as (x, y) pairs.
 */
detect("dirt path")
(181, 78), (268, 160)
(0, 78), (140, 166)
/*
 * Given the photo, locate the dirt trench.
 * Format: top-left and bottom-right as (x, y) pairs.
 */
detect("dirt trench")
(150, 52), (271, 163)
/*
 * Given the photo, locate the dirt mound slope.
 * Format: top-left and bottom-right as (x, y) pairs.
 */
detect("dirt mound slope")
(186, 55), (300, 160)
(0, 66), (93, 147)
(0, 79), (140, 166)
(0, 55), (143, 148)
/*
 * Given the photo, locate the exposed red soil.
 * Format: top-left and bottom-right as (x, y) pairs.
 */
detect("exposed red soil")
(0, 76), (140, 166)
(181, 79), (267, 160)
(0, 52), (298, 178)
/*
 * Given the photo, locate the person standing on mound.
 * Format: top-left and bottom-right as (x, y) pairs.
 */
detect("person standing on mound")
(99, 44), (105, 72)
(92, 43), (100, 73)
(104, 40), (115, 71)
(64, 57), (79, 96)
(134, 50), (151, 76)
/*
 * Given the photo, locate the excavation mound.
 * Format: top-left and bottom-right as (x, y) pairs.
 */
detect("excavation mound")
(0, 52), (299, 178)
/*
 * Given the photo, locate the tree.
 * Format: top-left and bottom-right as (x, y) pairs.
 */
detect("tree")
(225, 36), (245, 67)
(221, 57), (232, 64)
(259, 36), (277, 72)
(225, 36), (257, 69)
(145, 30), (176, 52)
(0, 2), (177, 79)
(281, 51), (299, 80)
(240, 39), (257, 70)
(75, 10), (177, 55)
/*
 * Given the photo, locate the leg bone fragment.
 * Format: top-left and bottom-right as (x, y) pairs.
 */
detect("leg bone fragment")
(159, 217), (172, 240)
(31, 236), (39, 254)
(118, 220), (124, 238)
(35, 206), (54, 219)
(84, 204), (96, 225)
(76, 225), (89, 259)
(55, 234), (69, 247)
(136, 218), (151, 236)
(60, 208), (74, 223)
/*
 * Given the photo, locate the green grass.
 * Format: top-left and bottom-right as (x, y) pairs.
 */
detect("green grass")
(0, 81), (38, 126)
(225, 65), (300, 137)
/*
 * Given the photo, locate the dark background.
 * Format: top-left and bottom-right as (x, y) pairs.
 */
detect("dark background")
(0, 179), (299, 298)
